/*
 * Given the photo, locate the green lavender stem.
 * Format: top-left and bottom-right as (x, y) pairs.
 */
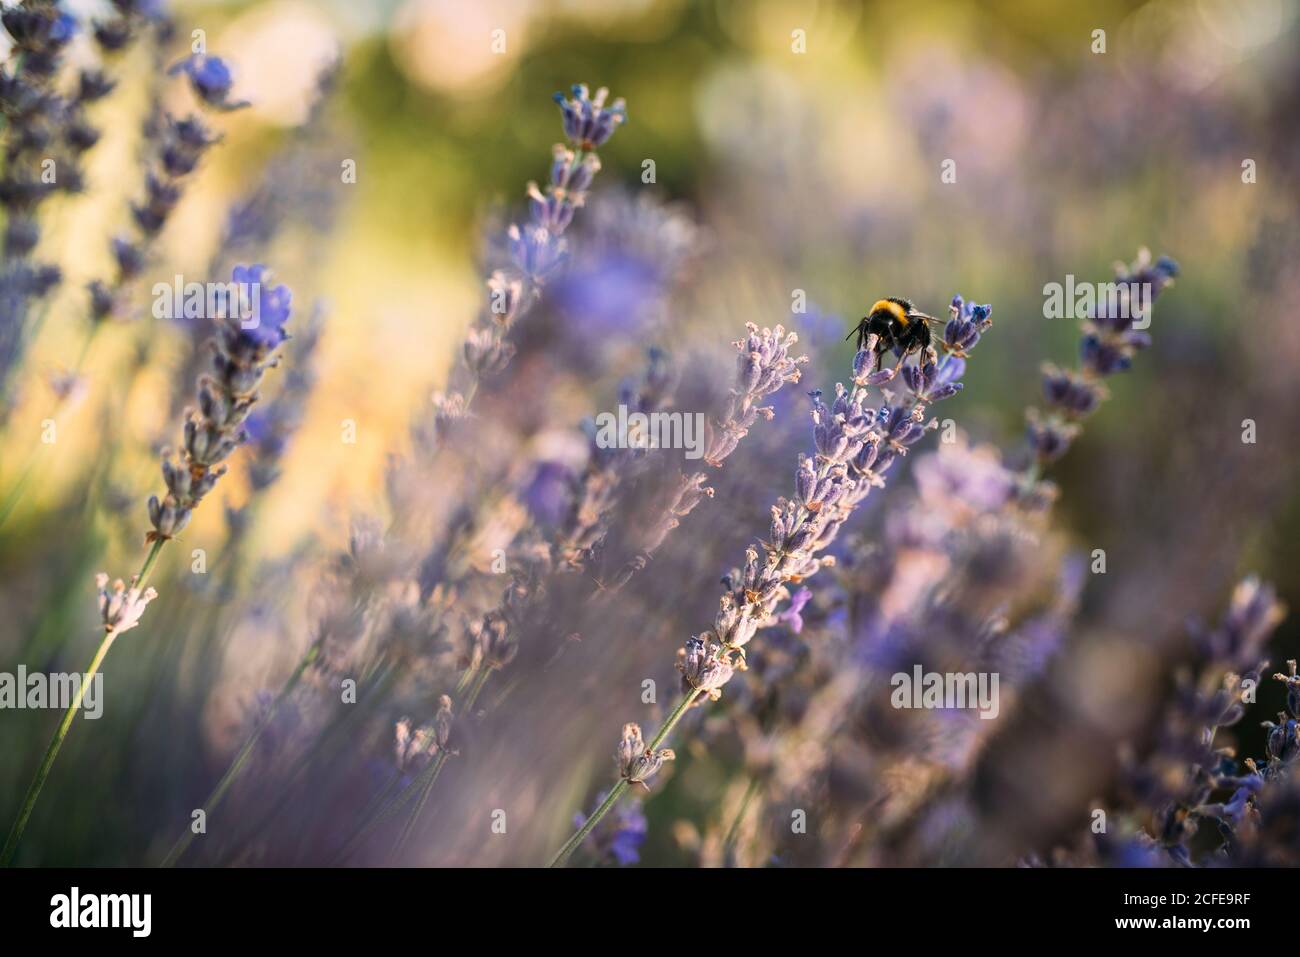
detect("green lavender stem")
(549, 688), (701, 868)
(161, 642), (319, 867)
(0, 538), (165, 866)
(0, 628), (117, 866)
(0, 454), (40, 531)
(723, 775), (762, 859)
(551, 780), (629, 868)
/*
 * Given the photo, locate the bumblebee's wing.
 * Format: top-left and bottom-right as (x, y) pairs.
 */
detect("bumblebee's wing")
(910, 310), (945, 326)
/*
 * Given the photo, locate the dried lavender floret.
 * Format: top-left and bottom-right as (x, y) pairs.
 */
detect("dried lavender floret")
(617, 723), (675, 789)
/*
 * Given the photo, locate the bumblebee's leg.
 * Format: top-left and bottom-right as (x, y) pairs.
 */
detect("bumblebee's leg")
(894, 346), (910, 370)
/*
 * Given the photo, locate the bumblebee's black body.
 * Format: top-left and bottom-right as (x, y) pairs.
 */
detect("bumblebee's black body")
(846, 297), (943, 370)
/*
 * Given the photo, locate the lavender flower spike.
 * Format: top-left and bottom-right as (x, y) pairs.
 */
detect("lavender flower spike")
(1022, 249), (1177, 480)
(436, 83), (626, 418)
(706, 323), (808, 466)
(149, 265), (292, 543)
(595, 324), (808, 587)
(553, 84), (627, 151)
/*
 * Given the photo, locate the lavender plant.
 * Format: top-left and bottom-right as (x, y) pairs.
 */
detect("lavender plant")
(1022, 249), (1179, 495)
(0, 37), (243, 531)
(724, 252), (1187, 866)
(1, 3), (1287, 877)
(0, 1), (172, 395)
(1, 264), (292, 866)
(160, 83), (629, 866)
(85, 52), (244, 343)
(1116, 577), (1287, 866)
(0, 0), (79, 401)
(451, 84), (625, 406)
(550, 300), (993, 866)
(568, 323), (809, 589)
(354, 323), (808, 861)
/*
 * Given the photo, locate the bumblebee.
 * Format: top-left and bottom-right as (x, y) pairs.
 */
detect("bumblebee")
(846, 297), (945, 370)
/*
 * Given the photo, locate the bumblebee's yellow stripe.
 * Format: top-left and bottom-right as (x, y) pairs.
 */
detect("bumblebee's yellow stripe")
(871, 299), (908, 325)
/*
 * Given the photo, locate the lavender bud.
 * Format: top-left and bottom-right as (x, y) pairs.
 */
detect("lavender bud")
(677, 637), (737, 701)
(94, 573), (158, 636)
(1025, 408), (1080, 464)
(617, 723), (674, 789)
(168, 54), (250, 111)
(553, 84), (627, 151)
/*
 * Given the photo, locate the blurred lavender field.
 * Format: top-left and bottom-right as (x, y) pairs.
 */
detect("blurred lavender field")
(1, 0), (1298, 869)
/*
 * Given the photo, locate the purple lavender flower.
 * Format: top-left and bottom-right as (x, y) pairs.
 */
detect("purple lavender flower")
(943, 296), (993, 356)
(573, 792), (648, 866)
(550, 189), (699, 341)
(608, 807), (648, 865)
(507, 222), (566, 283)
(551, 297), (995, 865)
(1079, 250), (1177, 377)
(168, 54), (249, 111)
(777, 587), (813, 634)
(149, 264), (291, 542)
(130, 172), (181, 235)
(901, 348), (966, 403)
(1274, 660), (1300, 721)
(522, 461), (572, 527)
(1118, 577), (1285, 865)
(553, 84), (627, 151)
(240, 306), (321, 496)
(49, 11), (76, 45)
(429, 84), (626, 421)
(912, 436), (1017, 517)
(571, 325), (808, 589)
(715, 304), (989, 662)
(159, 114), (219, 177)
(243, 410), (285, 460)
(1019, 250), (1178, 475)
(222, 264), (292, 358)
(1, 5), (75, 54)
(1024, 408), (1079, 464)
(551, 252), (660, 332)
(1192, 576), (1283, 674)
(77, 68), (117, 103)
(1040, 362), (1104, 417)
(110, 235), (145, 280)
